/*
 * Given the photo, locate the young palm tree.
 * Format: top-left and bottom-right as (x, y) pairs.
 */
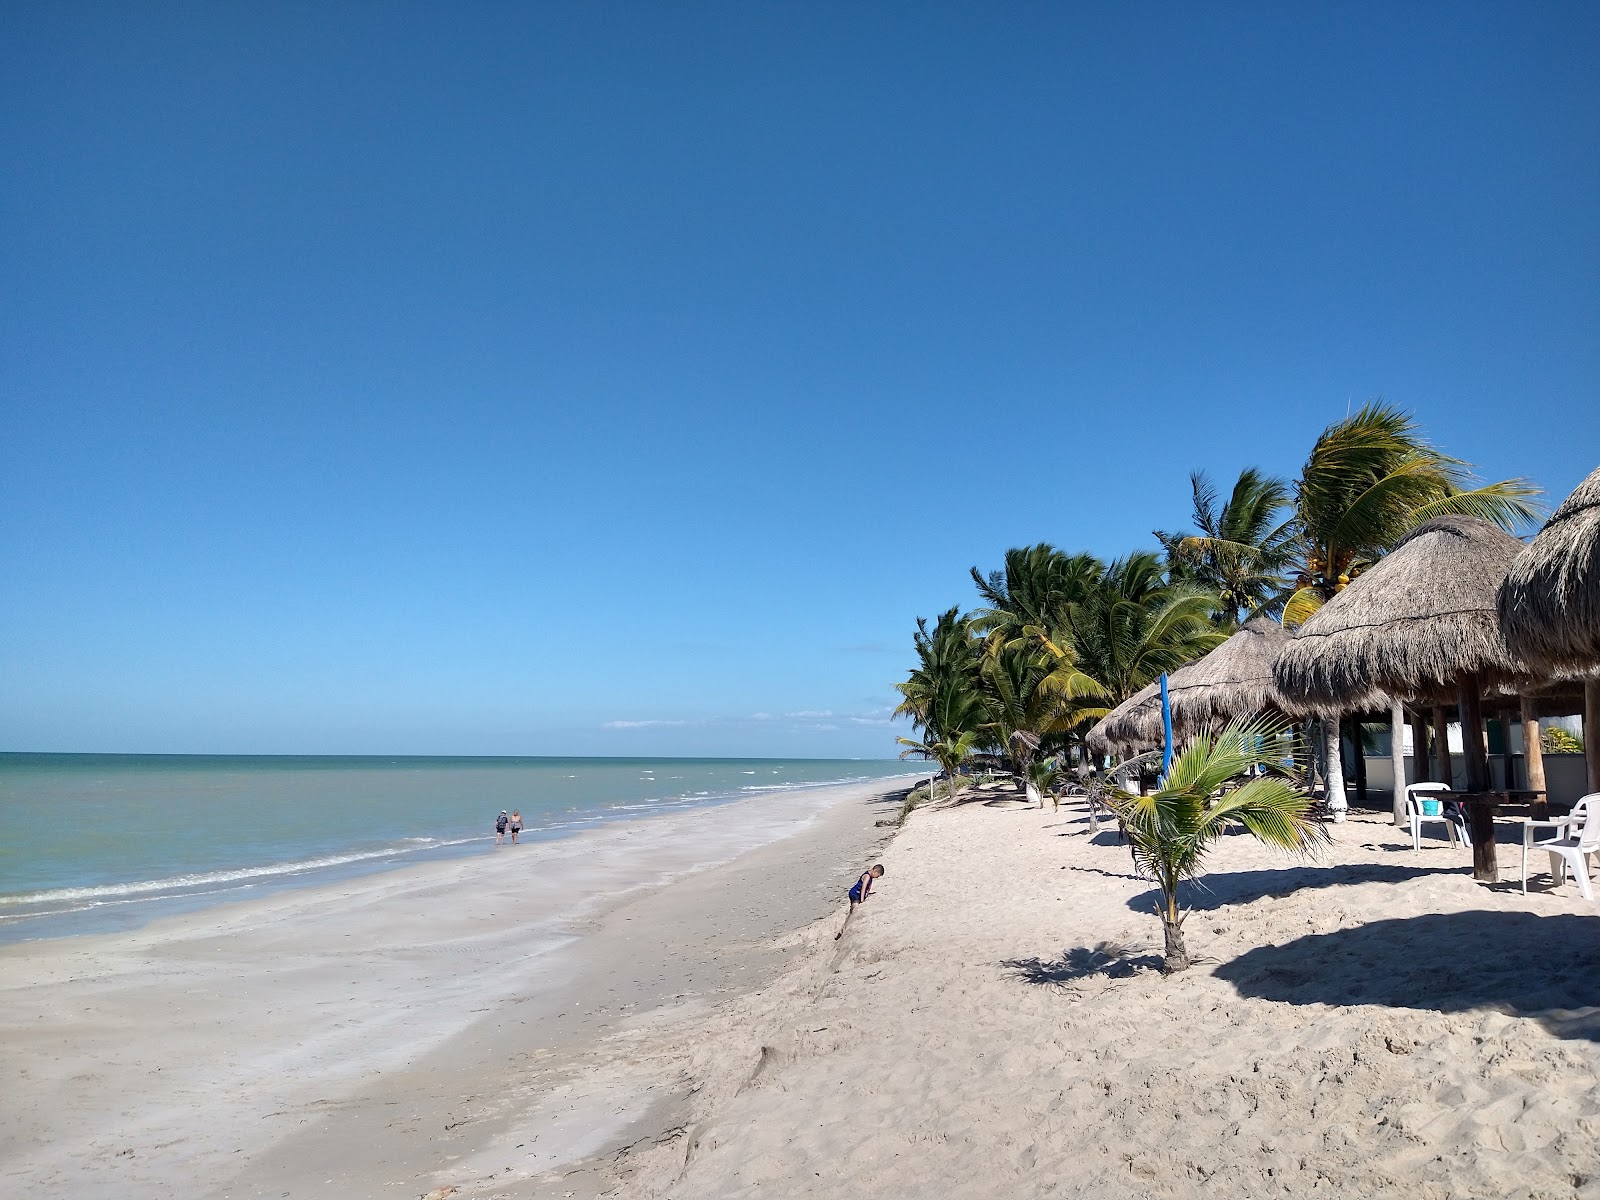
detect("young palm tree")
(1156, 468), (1297, 627)
(1107, 716), (1328, 973)
(1283, 401), (1541, 626)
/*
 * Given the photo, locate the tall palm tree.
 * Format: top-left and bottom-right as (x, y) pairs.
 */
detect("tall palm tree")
(1108, 716), (1327, 972)
(1156, 468), (1296, 628)
(1063, 551), (1227, 718)
(969, 546), (1110, 763)
(893, 607), (982, 736)
(1283, 402), (1541, 626)
(970, 544), (1102, 644)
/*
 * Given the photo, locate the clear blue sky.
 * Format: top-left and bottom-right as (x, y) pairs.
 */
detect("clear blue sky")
(3, 3), (1597, 757)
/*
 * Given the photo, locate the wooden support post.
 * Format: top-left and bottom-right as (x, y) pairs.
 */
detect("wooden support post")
(1410, 708), (1431, 784)
(1587, 678), (1600, 796)
(1520, 695), (1547, 821)
(1496, 708), (1517, 790)
(1390, 699), (1408, 826)
(1457, 675), (1497, 882)
(1433, 705), (1454, 789)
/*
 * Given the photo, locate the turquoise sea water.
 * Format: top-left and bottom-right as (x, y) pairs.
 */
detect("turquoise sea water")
(0, 754), (916, 941)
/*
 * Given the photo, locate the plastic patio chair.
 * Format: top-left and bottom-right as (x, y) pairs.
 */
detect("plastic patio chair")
(1522, 794), (1600, 900)
(1405, 782), (1468, 852)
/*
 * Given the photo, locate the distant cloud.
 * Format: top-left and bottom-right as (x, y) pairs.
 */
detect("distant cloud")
(750, 712), (776, 721)
(786, 710), (834, 719)
(849, 715), (893, 726)
(602, 719), (689, 729)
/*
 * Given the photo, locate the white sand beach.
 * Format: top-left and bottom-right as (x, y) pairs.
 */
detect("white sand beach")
(589, 795), (1600, 1200)
(5, 781), (1597, 1200)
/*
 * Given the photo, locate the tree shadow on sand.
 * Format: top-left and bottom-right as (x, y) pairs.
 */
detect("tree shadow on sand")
(1214, 911), (1600, 1043)
(1002, 941), (1164, 987)
(1125, 862), (1463, 915)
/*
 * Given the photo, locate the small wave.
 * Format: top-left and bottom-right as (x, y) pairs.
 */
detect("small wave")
(0, 841), (469, 910)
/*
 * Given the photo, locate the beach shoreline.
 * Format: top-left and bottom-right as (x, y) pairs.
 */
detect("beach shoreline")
(0, 778), (911, 1199)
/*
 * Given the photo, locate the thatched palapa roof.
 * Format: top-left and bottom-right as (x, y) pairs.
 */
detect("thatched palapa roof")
(1497, 464), (1600, 674)
(1272, 515), (1527, 711)
(1089, 617), (1298, 749)
(1159, 615), (1293, 729)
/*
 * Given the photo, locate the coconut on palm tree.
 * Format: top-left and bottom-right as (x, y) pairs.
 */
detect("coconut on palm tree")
(1107, 716), (1327, 973)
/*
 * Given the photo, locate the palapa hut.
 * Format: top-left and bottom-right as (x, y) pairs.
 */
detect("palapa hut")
(1146, 615), (1293, 738)
(1086, 619), (1296, 765)
(1273, 515), (1530, 878)
(1497, 463), (1600, 793)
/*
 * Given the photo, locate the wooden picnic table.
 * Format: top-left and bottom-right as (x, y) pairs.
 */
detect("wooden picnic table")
(1454, 790), (1547, 883)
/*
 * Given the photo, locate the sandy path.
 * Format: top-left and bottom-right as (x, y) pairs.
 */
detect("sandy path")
(0, 780), (908, 1200)
(596, 796), (1600, 1200)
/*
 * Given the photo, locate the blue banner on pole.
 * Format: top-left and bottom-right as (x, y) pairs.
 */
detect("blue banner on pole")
(1160, 672), (1174, 779)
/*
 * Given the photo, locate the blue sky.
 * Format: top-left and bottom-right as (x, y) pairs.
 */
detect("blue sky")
(3, 3), (1597, 757)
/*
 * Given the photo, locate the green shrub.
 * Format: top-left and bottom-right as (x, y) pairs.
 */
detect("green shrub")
(1541, 726), (1585, 754)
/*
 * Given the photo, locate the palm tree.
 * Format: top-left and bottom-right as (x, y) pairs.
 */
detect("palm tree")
(1283, 402), (1541, 626)
(1156, 468), (1296, 627)
(1064, 551), (1227, 716)
(1107, 716), (1327, 973)
(970, 544), (1102, 644)
(893, 607), (982, 735)
(969, 546), (1111, 765)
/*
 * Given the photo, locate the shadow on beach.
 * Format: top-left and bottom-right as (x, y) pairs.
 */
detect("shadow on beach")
(1002, 942), (1164, 985)
(1214, 911), (1600, 1043)
(1125, 862), (1463, 914)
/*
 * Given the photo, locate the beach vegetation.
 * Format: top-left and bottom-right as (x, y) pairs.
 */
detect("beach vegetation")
(1541, 725), (1584, 755)
(1282, 402), (1541, 628)
(1156, 467), (1297, 628)
(1106, 716), (1327, 973)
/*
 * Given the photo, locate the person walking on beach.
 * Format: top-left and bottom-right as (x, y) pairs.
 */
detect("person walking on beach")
(835, 864), (884, 940)
(509, 809), (523, 844)
(495, 810), (509, 845)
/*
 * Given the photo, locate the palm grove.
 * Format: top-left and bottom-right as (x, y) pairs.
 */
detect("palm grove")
(892, 402), (1540, 802)
(893, 403), (1539, 972)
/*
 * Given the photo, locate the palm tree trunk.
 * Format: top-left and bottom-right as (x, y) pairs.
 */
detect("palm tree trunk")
(1160, 894), (1190, 973)
(1323, 717), (1347, 821)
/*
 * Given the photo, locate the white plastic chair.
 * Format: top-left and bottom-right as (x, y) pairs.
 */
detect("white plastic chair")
(1522, 794), (1600, 900)
(1405, 782), (1467, 852)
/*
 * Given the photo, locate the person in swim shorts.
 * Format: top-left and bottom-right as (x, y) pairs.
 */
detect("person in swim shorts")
(509, 810), (523, 844)
(495, 810), (509, 845)
(834, 864), (885, 940)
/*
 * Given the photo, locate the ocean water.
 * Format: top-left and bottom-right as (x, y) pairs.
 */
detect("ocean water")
(0, 754), (917, 941)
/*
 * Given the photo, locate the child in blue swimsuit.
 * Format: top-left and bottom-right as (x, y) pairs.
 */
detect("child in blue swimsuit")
(835, 864), (885, 940)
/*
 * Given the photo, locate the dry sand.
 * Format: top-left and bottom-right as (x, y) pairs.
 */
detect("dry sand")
(0, 779), (908, 1199)
(588, 794), (1600, 1200)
